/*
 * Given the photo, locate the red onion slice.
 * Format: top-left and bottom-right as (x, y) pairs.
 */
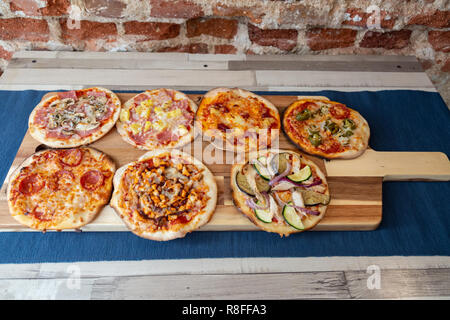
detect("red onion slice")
(246, 192), (270, 210)
(269, 160), (292, 186)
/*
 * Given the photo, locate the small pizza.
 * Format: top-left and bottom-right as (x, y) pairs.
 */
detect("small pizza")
(110, 149), (217, 241)
(116, 89), (197, 150)
(231, 149), (330, 236)
(283, 97), (370, 159)
(7, 147), (115, 231)
(29, 87), (121, 148)
(196, 88), (281, 152)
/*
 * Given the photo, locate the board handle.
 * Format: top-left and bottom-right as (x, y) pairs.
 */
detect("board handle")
(325, 149), (450, 181)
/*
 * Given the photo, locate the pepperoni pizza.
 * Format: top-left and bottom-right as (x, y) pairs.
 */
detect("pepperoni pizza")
(7, 147), (115, 231)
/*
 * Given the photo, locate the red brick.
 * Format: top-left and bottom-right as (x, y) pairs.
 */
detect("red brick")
(343, 8), (395, 29)
(359, 30), (412, 50)
(0, 18), (50, 41)
(187, 18), (238, 39)
(306, 28), (356, 51)
(85, 0), (126, 18)
(213, 3), (265, 24)
(419, 59), (434, 71)
(10, 0), (70, 16)
(441, 59), (450, 72)
(248, 24), (297, 51)
(214, 44), (237, 54)
(408, 10), (450, 28)
(158, 43), (208, 54)
(0, 46), (13, 60)
(60, 20), (117, 42)
(124, 21), (180, 40)
(149, 0), (203, 19)
(428, 31), (450, 53)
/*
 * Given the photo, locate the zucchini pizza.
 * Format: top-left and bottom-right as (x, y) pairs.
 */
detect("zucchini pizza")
(196, 88), (280, 152)
(110, 149), (217, 241)
(231, 149), (330, 236)
(283, 97), (370, 159)
(7, 147), (115, 231)
(116, 89), (197, 150)
(29, 87), (121, 148)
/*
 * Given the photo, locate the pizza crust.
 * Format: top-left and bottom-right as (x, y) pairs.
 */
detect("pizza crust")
(282, 98), (370, 160)
(197, 87), (281, 153)
(230, 149), (329, 236)
(110, 149), (217, 241)
(116, 89), (198, 150)
(28, 87), (121, 148)
(7, 147), (116, 231)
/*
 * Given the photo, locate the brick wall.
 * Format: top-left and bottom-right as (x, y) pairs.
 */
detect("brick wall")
(0, 0), (448, 102)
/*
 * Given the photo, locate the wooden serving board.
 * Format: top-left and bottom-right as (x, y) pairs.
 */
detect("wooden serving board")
(0, 93), (449, 232)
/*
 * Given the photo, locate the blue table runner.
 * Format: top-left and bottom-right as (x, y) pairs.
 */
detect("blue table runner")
(0, 89), (449, 263)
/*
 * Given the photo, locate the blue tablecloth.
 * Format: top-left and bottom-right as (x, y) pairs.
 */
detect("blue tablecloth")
(0, 89), (449, 263)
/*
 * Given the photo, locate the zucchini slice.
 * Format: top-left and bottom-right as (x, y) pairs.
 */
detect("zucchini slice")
(300, 189), (330, 206)
(253, 156), (271, 180)
(282, 202), (305, 230)
(254, 201), (273, 223)
(287, 165), (312, 182)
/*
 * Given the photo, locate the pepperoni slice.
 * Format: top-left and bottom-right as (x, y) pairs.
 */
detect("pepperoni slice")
(18, 174), (45, 195)
(329, 104), (350, 119)
(48, 170), (74, 191)
(59, 149), (83, 167)
(80, 170), (104, 191)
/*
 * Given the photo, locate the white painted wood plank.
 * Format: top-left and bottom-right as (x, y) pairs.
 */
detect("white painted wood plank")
(1, 257), (449, 279)
(0, 84), (437, 92)
(188, 53), (246, 61)
(7, 58), (229, 70)
(256, 71), (434, 88)
(0, 278), (94, 299)
(346, 269), (450, 299)
(89, 272), (350, 299)
(247, 54), (418, 62)
(13, 51), (188, 61)
(0, 69), (256, 87)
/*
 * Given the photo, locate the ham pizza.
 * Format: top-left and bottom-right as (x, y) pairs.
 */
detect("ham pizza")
(110, 149), (217, 241)
(231, 149), (330, 236)
(196, 88), (281, 152)
(116, 89), (197, 150)
(7, 147), (115, 231)
(29, 87), (121, 148)
(283, 97), (370, 159)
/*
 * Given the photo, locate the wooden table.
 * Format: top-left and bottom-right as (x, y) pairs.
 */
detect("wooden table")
(0, 51), (449, 300)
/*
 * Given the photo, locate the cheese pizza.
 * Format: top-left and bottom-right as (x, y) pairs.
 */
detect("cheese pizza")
(110, 149), (217, 241)
(7, 147), (115, 231)
(283, 97), (370, 159)
(231, 149), (330, 236)
(29, 87), (121, 148)
(196, 88), (281, 152)
(116, 89), (197, 150)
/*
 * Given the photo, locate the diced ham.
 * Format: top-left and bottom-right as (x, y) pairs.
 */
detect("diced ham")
(46, 129), (71, 139)
(58, 90), (77, 100)
(76, 127), (100, 138)
(33, 107), (50, 126)
(134, 93), (151, 105)
(156, 129), (177, 144)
